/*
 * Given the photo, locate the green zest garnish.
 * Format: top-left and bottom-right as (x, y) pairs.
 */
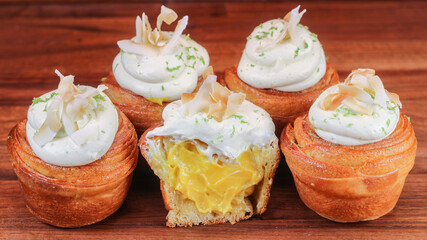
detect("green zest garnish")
(188, 61), (196, 69)
(304, 41), (308, 49)
(101, 77), (107, 82)
(101, 130), (105, 134)
(241, 120), (248, 124)
(199, 56), (205, 65)
(310, 33), (318, 38)
(294, 48), (300, 58)
(161, 85), (165, 91)
(232, 115), (243, 119)
(176, 52), (183, 60)
(32, 92), (58, 105)
(250, 64), (255, 67)
(255, 31), (270, 40)
(386, 119), (390, 127)
(259, 53), (265, 57)
(93, 94), (106, 102)
(166, 62), (181, 72)
(203, 116), (214, 122)
(114, 63), (119, 73)
(381, 127), (387, 135)
(347, 123), (353, 127)
(231, 125), (236, 137)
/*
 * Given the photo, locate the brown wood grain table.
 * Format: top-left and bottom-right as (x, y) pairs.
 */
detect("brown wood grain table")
(1, 1), (426, 239)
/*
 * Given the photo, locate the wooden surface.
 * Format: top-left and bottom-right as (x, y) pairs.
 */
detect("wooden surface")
(1, 1), (427, 239)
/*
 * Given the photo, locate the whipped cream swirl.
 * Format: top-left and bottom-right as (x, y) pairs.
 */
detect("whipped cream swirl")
(309, 69), (401, 145)
(146, 75), (277, 161)
(237, 6), (326, 92)
(26, 70), (119, 167)
(114, 6), (209, 103)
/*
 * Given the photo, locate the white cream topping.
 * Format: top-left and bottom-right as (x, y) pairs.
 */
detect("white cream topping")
(114, 6), (209, 102)
(146, 75), (277, 161)
(237, 6), (326, 92)
(26, 70), (119, 167)
(309, 69), (401, 145)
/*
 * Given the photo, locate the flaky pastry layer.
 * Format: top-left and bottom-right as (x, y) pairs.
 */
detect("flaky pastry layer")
(7, 109), (138, 228)
(280, 113), (416, 222)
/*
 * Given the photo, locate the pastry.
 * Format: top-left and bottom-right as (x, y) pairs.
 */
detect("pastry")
(222, 6), (339, 135)
(103, 6), (210, 134)
(280, 69), (417, 222)
(139, 72), (280, 227)
(7, 70), (138, 228)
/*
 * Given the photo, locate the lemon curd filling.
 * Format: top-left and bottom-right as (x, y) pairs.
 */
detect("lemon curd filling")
(166, 140), (263, 214)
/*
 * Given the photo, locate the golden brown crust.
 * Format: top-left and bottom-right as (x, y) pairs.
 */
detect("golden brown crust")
(103, 72), (204, 135)
(7, 109), (138, 228)
(221, 63), (339, 135)
(139, 125), (280, 227)
(280, 113), (417, 222)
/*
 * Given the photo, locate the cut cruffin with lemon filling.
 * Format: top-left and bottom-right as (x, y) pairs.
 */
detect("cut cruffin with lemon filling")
(139, 134), (280, 227)
(139, 72), (280, 227)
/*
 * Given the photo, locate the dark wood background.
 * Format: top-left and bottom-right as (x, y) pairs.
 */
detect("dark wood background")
(1, 1), (426, 239)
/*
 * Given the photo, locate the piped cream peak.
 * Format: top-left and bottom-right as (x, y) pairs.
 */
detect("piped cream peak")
(180, 68), (245, 122)
(321, 68), (401, 115)
(117, 5), (189, 56)
(30, 70), (108, 147)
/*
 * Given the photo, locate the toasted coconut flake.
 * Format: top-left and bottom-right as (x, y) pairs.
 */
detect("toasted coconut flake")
(118, 6), (187, 56)
(349, 68), (375, 79)
(157, 5), (178, 31)
(161, 15), (188, 55)
(117, 40), (160, 57)
(203, 66), (214, 80)
(33, 121), (58, 146)
(386, 91), (402, 108)
(257, 5), (305, 53)
(367, 75), (388, 109)
(322, 93), (347, 111)
(180, 75), (246, 121)
(342, 98), (372, 115)
(338, 85), (373, 103)
(322, 68), (401, 115)
(181, 93), (195, 103)
(283, 11), (292, 22)
(32, 70), (107, 146)
(224, 93), (245, 119)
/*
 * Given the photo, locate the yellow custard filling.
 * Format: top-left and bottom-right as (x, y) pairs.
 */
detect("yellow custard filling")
(166, 140), (263, 214)
(146, 96), (170, 105)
